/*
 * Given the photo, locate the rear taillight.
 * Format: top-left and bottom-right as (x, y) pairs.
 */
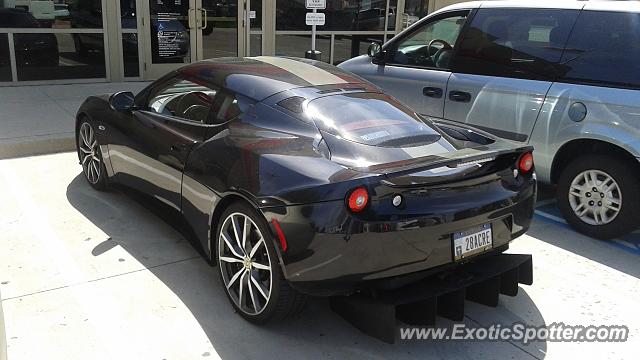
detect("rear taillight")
(518, 152), (534, 173)
(271, 219), (287, 252)
(347, 187), (369, 213)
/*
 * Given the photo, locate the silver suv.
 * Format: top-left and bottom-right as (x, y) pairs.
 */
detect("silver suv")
(340, 0), (640, 239)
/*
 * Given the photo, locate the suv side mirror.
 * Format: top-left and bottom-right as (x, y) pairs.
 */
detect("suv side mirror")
(367, 42), (386, 64)
(109, 91), (135, 111)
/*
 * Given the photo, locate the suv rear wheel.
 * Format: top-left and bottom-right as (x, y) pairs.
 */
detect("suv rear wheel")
(557, 155), (640, 239)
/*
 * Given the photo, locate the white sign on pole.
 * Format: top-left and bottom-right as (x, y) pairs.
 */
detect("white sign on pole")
(305, 0), (326, 10)
(305, 12), (325, 26)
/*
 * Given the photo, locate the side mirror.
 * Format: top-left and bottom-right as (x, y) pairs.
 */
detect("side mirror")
(367, 42), (381, 58)
(109, 91), (135, 111)
(367, 42), (386, 64)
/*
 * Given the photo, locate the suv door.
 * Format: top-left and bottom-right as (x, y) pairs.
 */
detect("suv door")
(445, 8), (580, 142)
(108, 76), (218, 209)
(344, 11), (469, 118)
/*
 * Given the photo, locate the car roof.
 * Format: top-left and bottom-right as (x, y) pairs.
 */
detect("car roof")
(436, 0), (640, 13)
(177, 56), (369, 101)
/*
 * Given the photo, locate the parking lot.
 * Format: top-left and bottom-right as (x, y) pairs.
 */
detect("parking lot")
(0, 151), (637, 359)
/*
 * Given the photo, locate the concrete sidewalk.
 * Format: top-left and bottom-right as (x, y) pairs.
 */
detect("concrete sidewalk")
(0, 82), (149, 159)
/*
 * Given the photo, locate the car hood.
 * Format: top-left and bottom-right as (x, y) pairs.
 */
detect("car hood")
(337, 55), (370, 72)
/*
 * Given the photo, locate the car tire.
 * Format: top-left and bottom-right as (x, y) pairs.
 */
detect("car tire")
(77, 120), (109, 191)
(216, 202), (306, 323)
(557, 155), (640, 239)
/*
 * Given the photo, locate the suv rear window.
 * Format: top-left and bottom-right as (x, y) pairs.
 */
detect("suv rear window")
(306, 92), (441, 147)
(558, 11), (640, 89)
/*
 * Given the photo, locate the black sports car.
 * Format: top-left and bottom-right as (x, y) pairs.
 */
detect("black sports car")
(75, 57), (535, 325)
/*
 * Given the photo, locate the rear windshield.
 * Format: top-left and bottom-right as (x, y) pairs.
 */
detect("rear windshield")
(306, 92), (441, 147)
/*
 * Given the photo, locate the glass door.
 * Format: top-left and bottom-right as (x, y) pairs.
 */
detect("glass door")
(243, 0), (263, 57)
(141, 0), (197, 79)
(199, 0), (240, 59)
(141, 0), (261, 79)
(198, 0), (262, 60)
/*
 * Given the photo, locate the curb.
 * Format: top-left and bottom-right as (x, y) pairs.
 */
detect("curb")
(0, 133), (75, 160)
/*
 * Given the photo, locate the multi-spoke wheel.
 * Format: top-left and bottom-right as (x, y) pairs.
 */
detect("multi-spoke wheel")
(218, 212), (272, 315)
(216, 203), (306, 323)
(77, 120), (108, 190)
(558, 155), (640, 239)
(568, 170), (621, 226)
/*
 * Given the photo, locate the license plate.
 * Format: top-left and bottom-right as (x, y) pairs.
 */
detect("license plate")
(453, 224), (493, 261)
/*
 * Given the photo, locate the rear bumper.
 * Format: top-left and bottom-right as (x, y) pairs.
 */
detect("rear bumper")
(264, 177), (536, 296)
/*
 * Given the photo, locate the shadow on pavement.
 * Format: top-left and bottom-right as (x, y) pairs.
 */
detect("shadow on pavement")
(532, 186), (640, 279)
(526, 218), (640, 279)
(66, 173), (547, 359)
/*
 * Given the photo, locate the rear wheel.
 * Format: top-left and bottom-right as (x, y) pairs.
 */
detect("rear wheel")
(216, 203), (306, 323)
(557, 155), (640, 239)
(77, 121), (108, 191)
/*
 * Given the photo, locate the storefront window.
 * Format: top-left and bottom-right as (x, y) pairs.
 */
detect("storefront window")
(277, 0), (392, 31)
(0, 0), (105, 29)
(121, 0), (136, 29)
(275, 34), (330, 61)
(0, 33), (11, 81)
(122, 36), (138, 77)
(14, 33), (106, 80)
(202, 0), (238, 59)
(332, 34), (382, 64)
(403, 0), (428, 29)
(250, 33), (261, 56)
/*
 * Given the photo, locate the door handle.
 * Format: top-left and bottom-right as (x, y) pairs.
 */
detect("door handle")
(201, 8), (208, 30)
(188, 8), (195, 29)
(423, 87), (443, 98)
(449, 91), (472, 103)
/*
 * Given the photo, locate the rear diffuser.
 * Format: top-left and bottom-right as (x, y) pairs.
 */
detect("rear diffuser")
(330, 253), (533, 343)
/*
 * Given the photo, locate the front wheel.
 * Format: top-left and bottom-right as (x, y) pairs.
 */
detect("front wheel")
(77, 121), (108, 191)
(216, 203), (306, 323)
(557, 155), (640, 239)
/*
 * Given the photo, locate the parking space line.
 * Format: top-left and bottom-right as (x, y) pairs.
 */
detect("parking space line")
(533, 208), (640, 256)
(534, 209), (567, 224)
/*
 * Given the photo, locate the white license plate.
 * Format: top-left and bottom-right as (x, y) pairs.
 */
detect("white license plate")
(453, 224), (493, 261)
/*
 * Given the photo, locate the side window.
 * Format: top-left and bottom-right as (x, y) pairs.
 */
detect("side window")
(389, 12), (468, 69)
(558, 11), (640, 89)
(209, 90), (255, 125)
(452, 9), (579, 80)
(147, 79), (218, 123)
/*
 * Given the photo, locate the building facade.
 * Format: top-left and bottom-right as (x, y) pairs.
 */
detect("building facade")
(0, 0), (461, 85)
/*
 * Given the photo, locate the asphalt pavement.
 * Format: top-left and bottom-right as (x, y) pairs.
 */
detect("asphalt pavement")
(0, 152), (638, 359)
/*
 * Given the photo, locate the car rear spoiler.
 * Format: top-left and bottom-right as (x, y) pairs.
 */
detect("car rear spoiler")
(353, 145), (533, 179)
